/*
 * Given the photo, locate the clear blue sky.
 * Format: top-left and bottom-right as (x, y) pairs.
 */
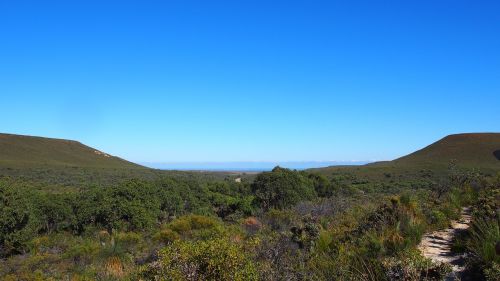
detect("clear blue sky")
(1, 0), (499, 163)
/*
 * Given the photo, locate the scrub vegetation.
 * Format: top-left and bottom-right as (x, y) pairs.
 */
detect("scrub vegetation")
(0, 133), (499, 280)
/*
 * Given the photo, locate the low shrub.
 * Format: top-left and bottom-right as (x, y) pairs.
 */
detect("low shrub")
(155, 229), (180, 244)
(139, 238), (258, 280)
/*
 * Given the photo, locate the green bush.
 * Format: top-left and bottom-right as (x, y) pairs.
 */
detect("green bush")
(251, 167), (316, 210)
(168, 218), (191, 233)
(63, 239), (100, 265)
(165, 215), (223, 240)
(429, 210), (447, 227)
(0, 180), (40, 256)
(140, 238), (257, 280)
(308, 173), (337, 198)
(462, 185), (499, 280)
(468, 218), (499, 265)
(155, 229), (180, 244)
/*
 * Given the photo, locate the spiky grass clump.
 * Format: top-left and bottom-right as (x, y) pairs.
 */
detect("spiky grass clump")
(468, 218), (499, 264)
(104, 256), (125, 278)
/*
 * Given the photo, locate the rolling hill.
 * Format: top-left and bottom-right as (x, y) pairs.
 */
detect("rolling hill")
(389, 133), (500, 168)
(312, 133), (500, 178)
(1, 132), (498, 182)
(0, 133), (144, 169)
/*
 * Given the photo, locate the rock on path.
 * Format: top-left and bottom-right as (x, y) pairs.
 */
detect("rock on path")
(418, 207), (472, 280)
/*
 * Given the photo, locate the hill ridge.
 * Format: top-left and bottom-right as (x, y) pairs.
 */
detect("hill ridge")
(311, 133), (500, 177)
(392, 132), (500, 168)
(0, 133), (144, 169)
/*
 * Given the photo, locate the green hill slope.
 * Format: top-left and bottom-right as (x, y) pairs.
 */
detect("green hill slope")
(312, 133), (500, 179)
(389, 133), (500, 168)
(0, 133), (144, 169)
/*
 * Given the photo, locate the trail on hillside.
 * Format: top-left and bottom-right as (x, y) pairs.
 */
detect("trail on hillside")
(418, 207), (472, 280)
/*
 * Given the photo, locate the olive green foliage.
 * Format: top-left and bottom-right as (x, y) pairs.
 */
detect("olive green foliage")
(0, 181), (39, 256)
(74, 180), (163, 232)
(162, 214), (224, 241)
(463, 183), (500, 280)
(206, 181), (254, 219)
(2, 133), (499, 279)
(252, 167), (317, 210)
(306, 184), (478, 281)
(0, 175), (252, 259)
(0, 163), (496, 280)
(140, 238), (258, 281)
(0, 133), (144, 169)
(34, 192), (75, 234)
(308, 173), (338, 197)
(392, 133), (500, 170)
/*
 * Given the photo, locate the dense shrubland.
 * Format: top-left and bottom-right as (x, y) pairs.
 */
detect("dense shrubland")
(0, 166), (498, 280)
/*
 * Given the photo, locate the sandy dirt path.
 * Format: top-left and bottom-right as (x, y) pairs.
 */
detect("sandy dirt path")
(418, 207), (472, 280)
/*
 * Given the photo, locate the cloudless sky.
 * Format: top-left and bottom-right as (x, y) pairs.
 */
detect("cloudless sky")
(0, 0), (499, 163)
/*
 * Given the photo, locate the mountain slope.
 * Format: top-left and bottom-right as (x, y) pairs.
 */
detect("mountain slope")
(0, 133), (144, 169)
(311, 133), (500, 178)
(389, 133), (500, 168)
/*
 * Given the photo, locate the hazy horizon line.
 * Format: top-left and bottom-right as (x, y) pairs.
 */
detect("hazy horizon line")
(140, 160), (378, 164)
(140, 160), (375, 171)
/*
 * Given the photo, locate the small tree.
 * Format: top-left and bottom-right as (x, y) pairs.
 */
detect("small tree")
(251, 167), (316, 210)
(0, 180), (40, 256)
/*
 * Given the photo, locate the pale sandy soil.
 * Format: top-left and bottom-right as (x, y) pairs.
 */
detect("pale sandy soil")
(418, 207), (472, 280)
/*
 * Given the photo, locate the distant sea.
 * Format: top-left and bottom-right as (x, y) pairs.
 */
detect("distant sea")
(141, 161), (371, 172)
